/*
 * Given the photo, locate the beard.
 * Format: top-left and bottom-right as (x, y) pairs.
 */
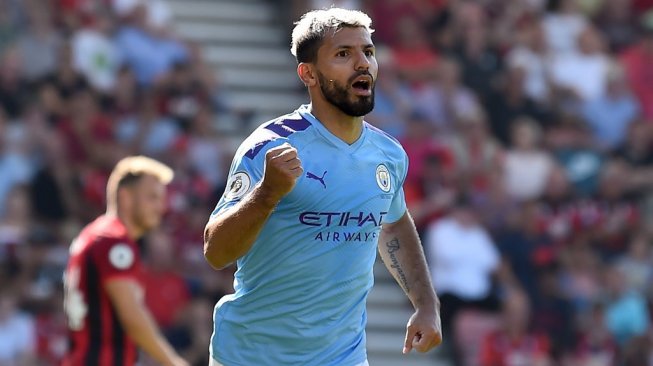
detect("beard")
(316, 71), (374, 117)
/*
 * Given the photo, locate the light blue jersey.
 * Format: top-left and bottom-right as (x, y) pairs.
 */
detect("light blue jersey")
(209, 104), (408, 366)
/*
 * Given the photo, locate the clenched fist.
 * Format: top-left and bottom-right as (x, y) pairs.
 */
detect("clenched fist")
(260, 143), (303, 204)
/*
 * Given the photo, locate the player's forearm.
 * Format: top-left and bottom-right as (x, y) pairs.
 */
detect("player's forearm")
(378, 212), (439, 311)
(122, 306), (184, 366)
(204, 183), (279, 269)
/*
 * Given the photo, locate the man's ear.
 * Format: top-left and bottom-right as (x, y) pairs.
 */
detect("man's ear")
(297, 63), (317, 87)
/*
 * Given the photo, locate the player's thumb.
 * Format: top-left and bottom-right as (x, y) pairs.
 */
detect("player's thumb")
(403, 328), (416, 354)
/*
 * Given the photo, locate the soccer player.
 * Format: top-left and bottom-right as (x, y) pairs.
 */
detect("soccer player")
(204, 8), (442, 366)
(62, 156), (188, 366)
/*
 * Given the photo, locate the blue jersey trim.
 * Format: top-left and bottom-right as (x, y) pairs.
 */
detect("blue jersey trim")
(244, 116), (312, 159)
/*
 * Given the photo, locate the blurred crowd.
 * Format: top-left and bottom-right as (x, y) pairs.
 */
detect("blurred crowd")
(2, 0), (653, 365)
(294, 0), (653, 365)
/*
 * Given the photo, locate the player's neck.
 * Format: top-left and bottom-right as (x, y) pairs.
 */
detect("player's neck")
(106, 210), (144, 240)
(309, 102), (363, 145)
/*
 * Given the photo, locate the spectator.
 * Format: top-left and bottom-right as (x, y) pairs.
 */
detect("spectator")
(621, 334), (653, 366)
(603, 264), (650, 346)
(115, 91), (181, 158)
(453, 21), (502, 103)
(549, 26), (612, 103)
(620, 21), (653, 120)
(34, 289), (67, 365)
(541, 0), (588, 54)
(16, 4), (62, 81)
(0, 0), (21, 53)
(0, 290), (36, 365)
(595, 0), (639, 52)
(110, 66), (141, 116)
(471, 163), (518, 234)
(185, 42), (230, 115)
(0, 111), (36, 218)
(559, 244), (603, 313)
(547, 116), (604, 197)
(71, 13), (122, 92)
(613, 119), (653, 166)
(486, 65), (551, 146)
(368, 0), (429, 46)
(413, 57), (479, 131)
(447, 106), (502, 194)
(401, 111), (443, 185)
(581, 62), (639, 150)
(479, 289), (552, 366)
(0, 46), (30, 119)
(113, 0), (173, 34)
(586, 160), (639, 259)
(531, 267), (574, 360)
(390, 16), (439, 82)
(29, 131), (78, 227)
(614, 232), (653, 298)
(143, 230), (191, 331)
(502, 117), (554, 201)
(56, 87), (114, 169)
(0, 185), (32, 252)
(181, 107), (230, 193)
(114, 2), (187, 86)
(538, 165), (578, 247)
(495, 202), (555, 304)
(571, 302), (617, 366)
(160, 62), (211, 132)
(46, 42), (88, 100)
(506, 21), (551, 104)
(404, 146), (457, 232)
(167, 298), (214, 366)
(425, 197), (501, 349)
(36, 81), (66, 125)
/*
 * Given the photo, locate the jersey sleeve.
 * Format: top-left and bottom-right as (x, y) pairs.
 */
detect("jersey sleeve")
(209, 133), (287, 221)
(382, 150), (409, 224)
(91, 238), (141, 283)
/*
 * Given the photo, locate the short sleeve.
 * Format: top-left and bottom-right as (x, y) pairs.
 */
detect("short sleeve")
(382, 151), (409, 224)
(91, 238), (140, 283)
(209, 134), (287, 221)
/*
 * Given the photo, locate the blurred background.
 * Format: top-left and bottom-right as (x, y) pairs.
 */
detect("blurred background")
(1, 0), (653, 365)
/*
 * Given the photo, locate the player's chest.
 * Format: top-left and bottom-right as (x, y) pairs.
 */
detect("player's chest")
(282, 146), (396, 210)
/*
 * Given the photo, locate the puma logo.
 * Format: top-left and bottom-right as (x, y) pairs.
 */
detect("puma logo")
(306, 170), (327, 189)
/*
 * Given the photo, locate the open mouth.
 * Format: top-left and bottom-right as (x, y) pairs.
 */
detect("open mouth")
(351, 76), (372, 96)
(352, 80), (371, 90)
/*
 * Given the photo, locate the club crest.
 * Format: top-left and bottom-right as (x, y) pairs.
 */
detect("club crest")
(376, 164), (391, 192)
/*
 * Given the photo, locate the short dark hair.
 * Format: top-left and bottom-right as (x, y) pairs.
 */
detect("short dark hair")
(290, 8), (374, 63)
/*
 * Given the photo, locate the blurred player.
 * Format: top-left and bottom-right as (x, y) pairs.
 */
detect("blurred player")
(62, 156), (188, 366)
(204, 8), (442, 366)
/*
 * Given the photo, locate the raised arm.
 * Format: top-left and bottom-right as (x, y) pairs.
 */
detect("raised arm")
(378, 211), (442, 354)
(203, 143), (302, 269)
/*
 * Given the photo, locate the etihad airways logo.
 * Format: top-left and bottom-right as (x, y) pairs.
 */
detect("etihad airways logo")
(299, 211), (388, 227)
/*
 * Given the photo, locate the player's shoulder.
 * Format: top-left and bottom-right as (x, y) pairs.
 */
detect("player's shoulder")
(237, 110), (315, 161)
(79, 216), (140, 270)
(82, 215), (133, 247)
(364, 122), (406, 160)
